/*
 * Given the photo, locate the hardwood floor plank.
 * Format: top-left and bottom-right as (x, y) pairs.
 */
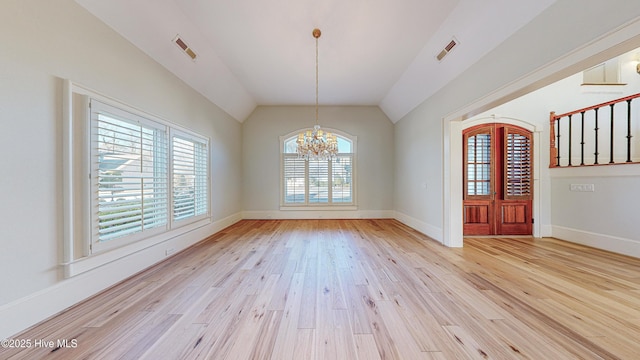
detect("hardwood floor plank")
(138, 322), (208, 360)
(337, 264), (372, 335)
(270, 273), (305, 360)
(315, 238), (339, 360)
(225, 275), (280, 359)
(353, 334), (382, 360)
(386, 289), (449, 352)
(332, 309), (358, 360)
(442, 325), (495, 360)
(248, 310), (283, 360)
(439, 274), (506, 320)
(488, 317), (572, 359)
(297, 254), (318, 329)
(376, 300), (431, 359)
(202, 294), (258, 359)
(354, 285), (402, 359)
(96, 313), (181, 360)
(267, 258), (298, 311)
(292, 328), (315, 360)
(3, 219), (640, 360)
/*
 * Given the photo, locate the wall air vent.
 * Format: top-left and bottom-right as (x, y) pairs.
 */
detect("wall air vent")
(173, 34), (197, 60)
(436, 38), (458, 61)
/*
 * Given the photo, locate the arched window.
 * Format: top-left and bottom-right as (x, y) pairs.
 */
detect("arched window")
(281, 130), (356, 207)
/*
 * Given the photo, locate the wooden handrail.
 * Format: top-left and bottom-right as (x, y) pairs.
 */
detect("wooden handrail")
(552, 93), (640, 119)
(550, 92), (640, 167)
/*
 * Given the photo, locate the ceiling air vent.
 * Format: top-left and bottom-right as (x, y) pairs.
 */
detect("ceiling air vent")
(436, 38), (458, 61)
(173, 34), (197, 60)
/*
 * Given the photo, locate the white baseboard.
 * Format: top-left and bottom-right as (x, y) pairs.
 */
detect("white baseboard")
(540, 224), (553, 238)
(0, 212), (242, 340)
(552, 225), (640, 258)
(393, 211), (443, 244)
(242, 209), (395, 220)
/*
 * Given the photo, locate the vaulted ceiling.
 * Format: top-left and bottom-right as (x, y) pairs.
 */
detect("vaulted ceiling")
(75, 0), (556, 122)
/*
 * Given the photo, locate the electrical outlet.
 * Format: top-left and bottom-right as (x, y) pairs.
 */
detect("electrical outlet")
(570, 184), (595, 192)
(165, 248), (176, 256)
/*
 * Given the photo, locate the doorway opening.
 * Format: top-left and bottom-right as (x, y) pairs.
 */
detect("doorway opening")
(463, 123), (533, 236)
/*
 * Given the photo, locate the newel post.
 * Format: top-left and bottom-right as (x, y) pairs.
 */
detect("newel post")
(549, 112), (558, 167)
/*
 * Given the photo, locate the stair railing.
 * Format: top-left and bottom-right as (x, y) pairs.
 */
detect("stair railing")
(550, 92), (640, 167)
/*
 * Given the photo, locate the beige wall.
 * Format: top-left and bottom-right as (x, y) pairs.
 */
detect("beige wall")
(242, 106), (394, 216)
(0, 0), (242, 338)
(394, 0), (640, 247)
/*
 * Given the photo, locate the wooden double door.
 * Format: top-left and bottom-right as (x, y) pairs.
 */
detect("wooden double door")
(463, 124), (533, 236)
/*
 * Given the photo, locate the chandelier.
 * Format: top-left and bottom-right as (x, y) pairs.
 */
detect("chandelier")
(296, 28), (338, 161)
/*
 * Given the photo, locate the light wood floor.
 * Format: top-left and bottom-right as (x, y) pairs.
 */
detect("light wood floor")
(3, 219), (640, 359)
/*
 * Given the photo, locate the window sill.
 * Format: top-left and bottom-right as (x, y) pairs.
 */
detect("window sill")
(280, 205), (357, 211)
(581, 83), (627, 86)
(63, 216), (211, 278)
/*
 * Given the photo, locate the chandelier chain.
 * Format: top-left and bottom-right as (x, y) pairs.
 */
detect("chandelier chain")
(315, 33), (319, 125)
(296, 28), (338, 161)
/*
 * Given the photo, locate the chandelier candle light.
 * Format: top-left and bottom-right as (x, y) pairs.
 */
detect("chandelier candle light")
(296, 28), (339, 161)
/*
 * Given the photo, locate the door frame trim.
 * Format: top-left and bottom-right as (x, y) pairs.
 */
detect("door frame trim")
(462, 118), (540, 237)
(441, 19), (640, 248)
(444, 116), (541, 247)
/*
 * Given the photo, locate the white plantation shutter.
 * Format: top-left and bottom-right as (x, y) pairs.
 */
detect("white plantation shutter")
(504, 128), (533, 200)
(281, 131), (355, 206)
(172, 132), (209, 222)
(91, 101), (168, 248)
(283, 155), (306, 203)
(465, 130), (493, 198)
(308, 160), (329, 203)
(90, 99), (210, 254)
(332, 155), (352, 203)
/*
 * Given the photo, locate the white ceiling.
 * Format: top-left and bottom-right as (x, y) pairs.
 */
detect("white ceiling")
(75, 0), (556, 122)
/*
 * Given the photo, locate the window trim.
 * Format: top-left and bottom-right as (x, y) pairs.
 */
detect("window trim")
(63, 81), (214, 277)
(75, 84), (211, 257)
(279, 128), (357, 209)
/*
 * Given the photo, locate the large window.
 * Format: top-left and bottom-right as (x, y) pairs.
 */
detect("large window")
(281, 131), (355, 207)
(90, 100), (209, 252)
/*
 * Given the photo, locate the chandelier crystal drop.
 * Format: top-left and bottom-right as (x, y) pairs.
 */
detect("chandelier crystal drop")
(296, 28), (338, 161)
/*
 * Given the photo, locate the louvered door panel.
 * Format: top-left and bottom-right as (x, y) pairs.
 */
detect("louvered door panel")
(504, 128), (532, 200)
(463, 126), (495, 235)
(497, 126), (533, 235)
